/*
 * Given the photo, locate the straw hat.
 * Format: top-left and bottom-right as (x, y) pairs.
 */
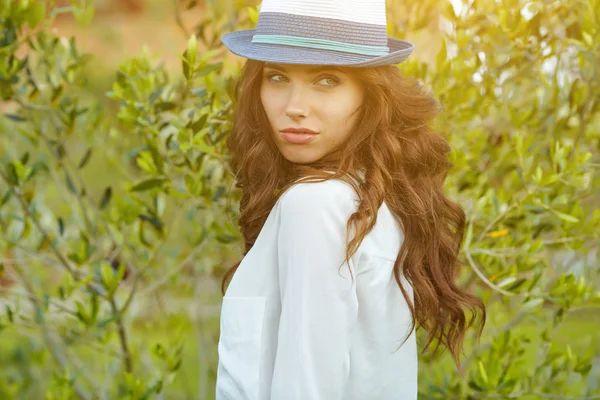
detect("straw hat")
(221, 0), (415, 67)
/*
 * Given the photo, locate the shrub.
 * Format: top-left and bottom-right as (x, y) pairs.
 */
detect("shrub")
(0, 0), (598, 398)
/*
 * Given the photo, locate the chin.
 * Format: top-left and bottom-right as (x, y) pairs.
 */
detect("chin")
(280, 150), (323, 165)
(273, 137), (327, 164)
(283, 155), (319, 165)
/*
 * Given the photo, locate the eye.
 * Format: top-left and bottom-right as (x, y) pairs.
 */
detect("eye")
(267, 72), (288, 83)
(317, 75), (340, 87)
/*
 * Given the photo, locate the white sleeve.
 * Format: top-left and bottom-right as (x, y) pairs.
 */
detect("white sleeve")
(270, 182), (360, 400)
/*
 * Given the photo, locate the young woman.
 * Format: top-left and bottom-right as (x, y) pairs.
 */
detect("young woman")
(216, 1), (486, 399)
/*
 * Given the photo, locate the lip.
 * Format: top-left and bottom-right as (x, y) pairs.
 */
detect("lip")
(280, 127), (319, 135)
(280, 127), (320, 145)
(281, 131), (319, 144)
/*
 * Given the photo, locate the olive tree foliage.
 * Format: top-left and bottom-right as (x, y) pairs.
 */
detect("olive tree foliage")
(0, 0), (598, 399)
(0, 0), (245, 399)
(393, 0), (600, 398)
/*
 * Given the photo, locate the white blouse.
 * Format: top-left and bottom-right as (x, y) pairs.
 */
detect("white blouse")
(216, 174), (418, 400)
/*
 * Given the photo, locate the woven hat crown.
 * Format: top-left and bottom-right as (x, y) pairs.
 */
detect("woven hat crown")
(221, 0), (414, 67)
(253, 0), (391, 56)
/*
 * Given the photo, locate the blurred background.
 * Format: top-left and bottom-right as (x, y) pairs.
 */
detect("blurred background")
(0, 0), (599, 399)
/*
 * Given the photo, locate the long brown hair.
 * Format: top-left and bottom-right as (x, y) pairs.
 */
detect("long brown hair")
(221, 59), (486, 370)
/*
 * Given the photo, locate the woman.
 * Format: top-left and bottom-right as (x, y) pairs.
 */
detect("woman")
(216, 1), (486, 399)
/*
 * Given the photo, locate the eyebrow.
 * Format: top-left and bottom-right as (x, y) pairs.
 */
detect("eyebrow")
(263, 62), (344, 74)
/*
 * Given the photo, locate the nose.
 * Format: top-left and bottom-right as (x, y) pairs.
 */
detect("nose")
(284, 84), (309, 120)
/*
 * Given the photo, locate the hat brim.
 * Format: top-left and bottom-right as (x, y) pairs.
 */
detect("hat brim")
(221, 30), (414, 67)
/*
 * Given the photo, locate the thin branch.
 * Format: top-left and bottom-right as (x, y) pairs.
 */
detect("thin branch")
(476, 203), (518, 243)
(16, 99), (98, 238)
(174, 0), (191, 38)
(460, 309), (529, 371)
(14, 97), (138, 283)
(464, 248), (515, 297)
(543, 235), (595, 245)
(11, 263), (95, 400)
(9, 243), (68, 268)
(138, 231), (213, 298)
(109, 297), (133, 373)
(191, 272), (208, 400)
(118, 200), (188, 315)
(13, 319), (126, 360)
(0, 287), (78, 317)
(472, 391), (600, 399)
(0, 168), (77, 276)
(469, 247), (519, 257)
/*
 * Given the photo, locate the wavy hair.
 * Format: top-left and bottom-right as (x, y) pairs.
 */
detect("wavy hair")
(221, 59), (486, 370)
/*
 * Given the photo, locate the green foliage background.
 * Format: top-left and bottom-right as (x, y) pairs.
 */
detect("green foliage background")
(0, 0), (599, 399)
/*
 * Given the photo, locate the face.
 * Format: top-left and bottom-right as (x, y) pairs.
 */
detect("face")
(260, 62), (364, 164)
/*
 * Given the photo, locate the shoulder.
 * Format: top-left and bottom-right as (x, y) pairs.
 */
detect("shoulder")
(278, 178), (360, 215)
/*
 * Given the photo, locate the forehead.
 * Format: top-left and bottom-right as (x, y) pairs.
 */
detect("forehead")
(263, 62), (347, 74)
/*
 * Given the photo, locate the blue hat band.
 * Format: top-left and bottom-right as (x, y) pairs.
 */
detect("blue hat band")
(251, 34), (390, 57)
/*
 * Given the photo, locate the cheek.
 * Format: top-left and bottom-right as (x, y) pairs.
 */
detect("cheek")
(325, 93), (362, 130)
(259, 85), (271, 115)
(260, 86), (283, 123)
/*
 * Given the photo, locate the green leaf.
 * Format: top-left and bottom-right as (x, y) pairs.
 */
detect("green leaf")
(155, 101), (177, 112)
(212, 185), (226, 202)
(506, 277), (527, 291)
(19, 152), (30, 165)
(191, 87), (207, 97)
(436, 37), (447, 71)
(496, 276), (517, 288)
(130, 178), (166, 192)
(26, 2), (46, 29)
(216, 234), (239, 244)
(248, 6), (259, 24)
(533, 165), (543, 183)
(0, 188), (13, 208)
(464, 220), (473, 247)
(184, 0), (197, 10)
(522, 297), (544, 310)
(7, 163), (19, 186)
(574, 360), (592, 376)
(496, 377), (517, 391)
(550, 209), (580, 223)
(182, 50), (192, 80)
(194, 61), (222, 77)
(139, 219), (153, 247)
(4, 113), (27, 122)
(99, 187), (112, 209)
(100, 261), (116, 294)
(97, 315), (118, 329)
(114, 260), (127, 285)
(190, 113), (208, 133)
(57, 217), (65, 236)
(5, 304), (14, 323)
(65, 172), (77, 194)
(198, 48), (220, 64)
(51, 85), (64, 103)
(187, 35), (198, 63)
(477, 360), (489, 386)
(168, 358), (182, 372)
(72, 5), (95, 28)
(468, 379), (485, 391)
(77, 148), (92, 169)
(146, 143), (164, 174)
(75, 301), (89, 324)
(152, 343), (167, 359)
(139, 214), (164, 232)
(541, 329), (552, 342)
